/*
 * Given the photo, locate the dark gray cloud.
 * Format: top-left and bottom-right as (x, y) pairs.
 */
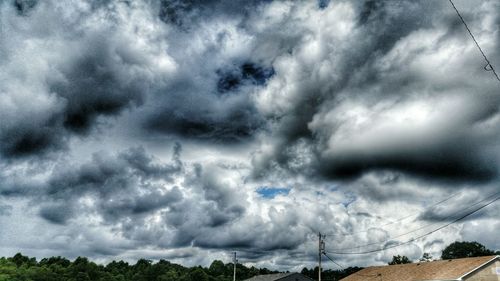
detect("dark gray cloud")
(1, 0), (499, 271)
(319, 139), (497, 182)
(139, 0), (279, 142)
(0, 144), (183, 226)
(1, 124), (66, 158)
(216, 62), (275, 94)
(141, 59), (271, 142)
(13, 0), (37, 15)
(50, 38), (145, 134)
(0, 204), (12, 216)
(250, 0), (444, 178)
(39, 203), (74, 225)
(157, 0), (269, 27)
(2, 41), (146, 157)
(250, 0), (500, 184)
(45, 146), (183, 224)
(0, 0), (168, 158)
(145, 98), (263, 142)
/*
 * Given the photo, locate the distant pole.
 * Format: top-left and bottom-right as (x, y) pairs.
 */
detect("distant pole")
(233, 252), (237, 281)
(318, 232), (322, 281)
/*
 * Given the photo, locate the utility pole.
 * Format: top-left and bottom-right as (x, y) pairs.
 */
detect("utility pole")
(318, 232), (325, 281)
(233, 252), (237, 281)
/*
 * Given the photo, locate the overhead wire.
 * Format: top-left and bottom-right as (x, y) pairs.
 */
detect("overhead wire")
(448, 0), (500, 82)
(325, 194), (499, 255)
(323, 252), (381, 279)
(322, 251), (344, 269)
(327, 190), (500, 252)
(320, 191), (461, 238)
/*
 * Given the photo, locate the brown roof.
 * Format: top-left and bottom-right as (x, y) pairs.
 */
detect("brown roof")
(244, 273), (314, 281)
(341, 255), (499, 281)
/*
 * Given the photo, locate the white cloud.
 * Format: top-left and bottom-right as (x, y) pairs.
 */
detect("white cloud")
(0, 0), (499, 271)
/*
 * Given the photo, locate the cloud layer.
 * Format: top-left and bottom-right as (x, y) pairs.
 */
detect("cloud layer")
(1, 0), (499, 271)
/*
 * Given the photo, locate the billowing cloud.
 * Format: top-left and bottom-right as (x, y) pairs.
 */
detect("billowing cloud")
(0, 0), (499, 272)
(0, 0), (174, 157)
(250, 0), (500, 183)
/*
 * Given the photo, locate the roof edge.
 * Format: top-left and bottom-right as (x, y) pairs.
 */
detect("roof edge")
(276, 272), (315, 281)
(458, 255), (500, 280)
(275, 272), (294, 280)
(418, 279), (459, 281)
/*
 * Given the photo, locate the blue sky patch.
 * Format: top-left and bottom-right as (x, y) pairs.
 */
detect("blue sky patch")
(257, 187), (291, 199)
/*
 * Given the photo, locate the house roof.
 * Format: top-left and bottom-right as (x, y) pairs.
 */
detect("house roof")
(244, 272), (314, 281)
(341, 255), (499, 281)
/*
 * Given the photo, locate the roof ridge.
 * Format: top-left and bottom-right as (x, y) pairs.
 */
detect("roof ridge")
(457, 255), (500, 279)
(340, 255), (500, 281)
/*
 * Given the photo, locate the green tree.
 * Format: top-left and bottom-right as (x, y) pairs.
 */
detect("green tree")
(388, 255), (411, 265)
(300, 267), (313, 279)
(0, 252), (280, 281)
(40, 256), (71, 268)
(208, 260), (226, 277)
(158, 269), (180, 281)
(105, 260), (129, 277)
(9, 253), (37, 267)
(186, 267), (209, 281)
(441, 241), (495, 260)
(75, 271), (91, 281)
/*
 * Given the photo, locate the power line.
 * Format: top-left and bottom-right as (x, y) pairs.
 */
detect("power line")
(327, 191), (500, 252)
(322, 252), (344, 270)
(325, 195), (499, 255)
(326, 195), (499, 255)
(323, 252), (382, 280)
(448, 0), (500, 82)
(321, 191), (461, 238)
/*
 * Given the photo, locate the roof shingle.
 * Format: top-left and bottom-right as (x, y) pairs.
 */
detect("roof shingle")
(244, 272), (314, 281)
(341, 255), (499, 281)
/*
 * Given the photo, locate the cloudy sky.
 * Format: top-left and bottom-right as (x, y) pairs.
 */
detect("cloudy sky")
(1, 0), (499, 271)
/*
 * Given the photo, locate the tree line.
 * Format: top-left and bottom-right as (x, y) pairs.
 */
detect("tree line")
(0, 241), (497, 281)
(0, 256), (278, 281)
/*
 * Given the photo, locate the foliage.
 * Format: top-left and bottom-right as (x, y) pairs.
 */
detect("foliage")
(300, 266), (363, 281)
(441, 241), (495, 260)
(388, 255), (412, 265)
(0, 253), (278, 281)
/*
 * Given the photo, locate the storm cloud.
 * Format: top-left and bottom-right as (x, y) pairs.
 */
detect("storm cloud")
(0, 0), (499, 271)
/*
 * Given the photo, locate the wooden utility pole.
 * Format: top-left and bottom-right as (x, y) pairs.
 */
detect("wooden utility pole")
(233, 252), (237, 281)
(318, 232), (323, 281)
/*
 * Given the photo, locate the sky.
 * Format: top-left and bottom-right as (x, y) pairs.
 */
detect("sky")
(0, 0), (499, 272)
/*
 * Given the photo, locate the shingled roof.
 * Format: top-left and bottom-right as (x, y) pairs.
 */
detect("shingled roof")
(244, 272), (314, 281)
(341, 255), (499, 281)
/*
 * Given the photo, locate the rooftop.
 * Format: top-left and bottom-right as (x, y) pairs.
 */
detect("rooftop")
(341, 255), (499, 281)
(245, 272), (314, 281)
